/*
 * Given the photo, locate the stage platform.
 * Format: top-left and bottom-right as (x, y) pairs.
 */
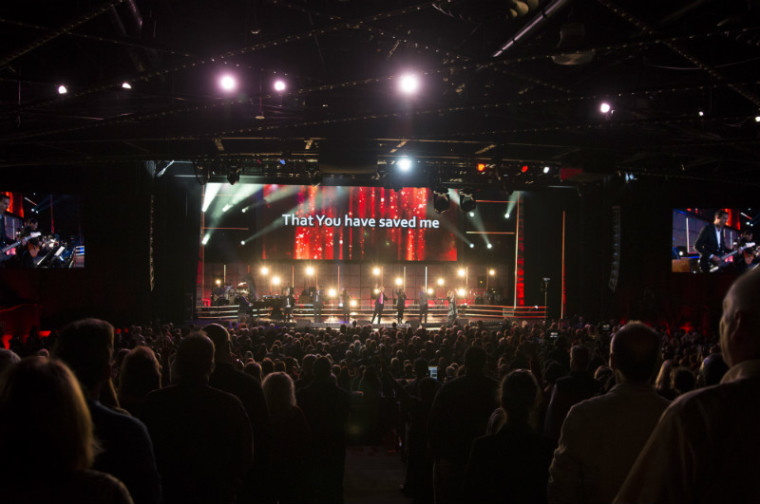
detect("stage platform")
(194, 302), (547, 329)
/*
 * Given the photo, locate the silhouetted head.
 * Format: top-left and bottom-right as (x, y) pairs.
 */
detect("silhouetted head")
(175, 333), (215, 383)
(610, 322), (661, 383)
(54, 318), (114, 392)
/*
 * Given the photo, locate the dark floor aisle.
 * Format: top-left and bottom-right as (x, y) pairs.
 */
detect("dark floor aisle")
(344, 445), (414, 504)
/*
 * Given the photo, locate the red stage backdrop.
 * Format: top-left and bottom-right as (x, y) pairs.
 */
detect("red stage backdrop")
(258, 185), (458, 261)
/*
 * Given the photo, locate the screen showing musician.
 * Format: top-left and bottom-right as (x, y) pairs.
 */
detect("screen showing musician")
(0, 192), (85, 269)
(671, 208), (757, 274)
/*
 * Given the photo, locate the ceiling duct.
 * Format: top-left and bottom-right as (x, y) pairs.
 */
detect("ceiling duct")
(552, 22), (595, 65)
(319, 141), (378, 175)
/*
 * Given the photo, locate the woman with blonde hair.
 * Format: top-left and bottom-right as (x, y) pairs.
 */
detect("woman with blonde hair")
(0, 357), (133, 503)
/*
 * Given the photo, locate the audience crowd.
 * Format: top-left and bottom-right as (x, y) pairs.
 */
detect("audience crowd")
(2, 267), (759, 504)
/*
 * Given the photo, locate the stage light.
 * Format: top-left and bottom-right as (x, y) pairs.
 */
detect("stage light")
(457, 288), (465, 297)
(468, 211), (475, 217)
(469, 243), (475, 248)
(219, 74), (238, 92)
(274, 79), (286, 92)
(395, 277), (403, 286)
(437, 277), (444, 286)
(427, 288), (434, 295)
(261, 266), (269, 276)
(504, 212), (510, 219)
(489, 269), (496, 276)
(372, 267), (381, 276)
(476, 163), (487, 172)
(487, 243), (493, 249)
(57, 84), (68, 95)
(397, 157), (413, 173)
(121, 82), (132, 90)
(328, 288), (337, 297)
(272, 276), (281, 286)
(306, 266), (315, 276)
(600, 102), (611, 114)
(433, 189), (450, 214)
(698, 110), (704, 117)
(202, 234), (211, 245)
(457, 268), (465, 277)
(460, 190), (476, 213)
(543, 166), (550, 174)
(521, 165), (529, 173)
(350, 300), (357, 307)
(240, 240), (245, 246)
(216, 279), (222, 286)
(398, 73), (420, 95)
(374, 288), (380, 294)
(755, 115), (760, 123)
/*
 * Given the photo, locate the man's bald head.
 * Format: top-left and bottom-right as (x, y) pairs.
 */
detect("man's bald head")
(720, 267), (760, 367)
(610, 322), (661, 383)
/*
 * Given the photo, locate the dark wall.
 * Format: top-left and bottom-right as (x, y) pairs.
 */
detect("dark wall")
(151, 166), (203, 323)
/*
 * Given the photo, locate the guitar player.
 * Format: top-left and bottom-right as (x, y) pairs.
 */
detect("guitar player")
(695, 210), (730, 273)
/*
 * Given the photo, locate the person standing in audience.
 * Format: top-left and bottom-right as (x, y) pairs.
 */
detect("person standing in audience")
(463, 369), (553, 504)
(204, 323), (272, 503)
(0, 357), (134, 504)
(544, 344), (601, 443)
(428, 346), (499, 504)
(54, 318), (161, 504)
(140, 333), (253, 504)
(117, 346), (162, 419)
(263, 371), (311, 504)
(615, 267), (760, 503)
(547, 322), (670, 504)
(297, 356), (351, 504)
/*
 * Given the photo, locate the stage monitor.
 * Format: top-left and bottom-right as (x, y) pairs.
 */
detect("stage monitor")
(671, 208), (757, 274)
(0, 192), (85, 269)
(245, 185), (459, 262)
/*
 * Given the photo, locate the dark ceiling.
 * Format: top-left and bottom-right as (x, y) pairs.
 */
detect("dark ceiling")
(1, 0), (759, 189)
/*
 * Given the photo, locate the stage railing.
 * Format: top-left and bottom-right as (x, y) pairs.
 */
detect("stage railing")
(195, 301), (547, 322)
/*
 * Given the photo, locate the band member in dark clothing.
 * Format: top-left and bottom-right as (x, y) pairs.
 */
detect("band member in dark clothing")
(284, 287), (296, 322)
(396, 289), (407, 324)
(695, 210), (730, 272)
(0, 194), (13, 246)
(341, 289), (351, 322)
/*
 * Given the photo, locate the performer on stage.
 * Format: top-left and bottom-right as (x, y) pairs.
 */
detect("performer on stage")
(284, 286), (295, 322)
(313, 285), (324, 322)
(447, 290), (458, 324)
(341, 289), (351, 322)
(695, 210), (730, 273)
(418, 288), (429, 324)
(396, 289), (407, 324)
(371, 286), (385, 325)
